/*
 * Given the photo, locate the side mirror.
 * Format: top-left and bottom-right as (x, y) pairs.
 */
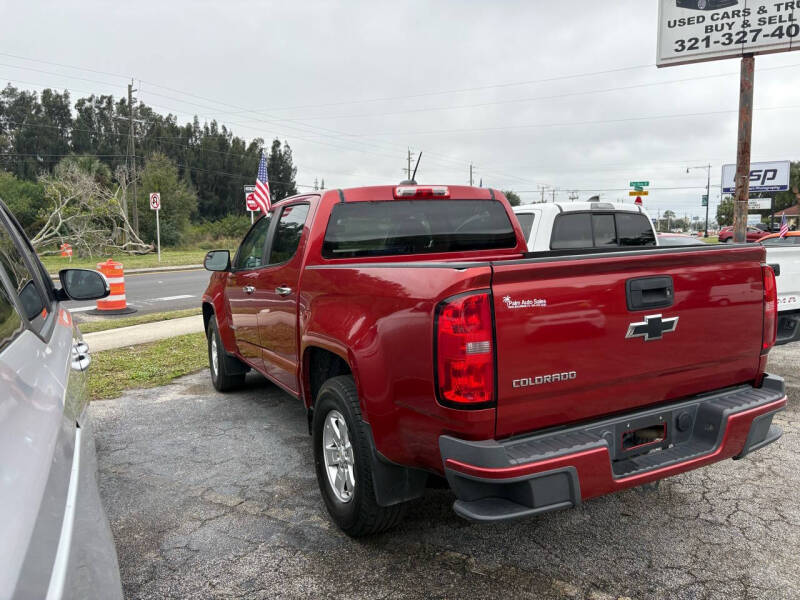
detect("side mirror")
(58, 269), (110, 301)
(204, 250), (231, 272)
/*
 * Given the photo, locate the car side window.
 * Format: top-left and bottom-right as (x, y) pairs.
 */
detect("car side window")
(0, 276), (23, 354)
(269, 204), (310, 264)
(0, 222), (48, 332)
(233, 214), (272, 270)
(515, 213), (536, 241)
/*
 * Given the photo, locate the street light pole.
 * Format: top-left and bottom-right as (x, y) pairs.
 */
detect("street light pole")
(687, 164), (712, 238)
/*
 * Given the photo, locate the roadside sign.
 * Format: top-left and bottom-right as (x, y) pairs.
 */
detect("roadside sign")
(747, 214), (762, 226)
(629, 181), (650, 188)
(634, 196), (643, 206)
(702, 197), (708, 207)
(657, 1), (800, 68)
(748, 198), (772, 210)
(246, 193), (259, 212)
(243, 185), (256, 194)
(149, 193), (161, 263)
(630, 191), (649, 197)
(721, 161), (791, 193)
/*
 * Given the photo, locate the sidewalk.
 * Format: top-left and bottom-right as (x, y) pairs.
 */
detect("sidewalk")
(83, 315), (205, 352)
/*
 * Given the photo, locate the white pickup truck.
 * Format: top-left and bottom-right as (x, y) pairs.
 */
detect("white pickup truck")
(512, 202), (658, 252)
(761, 233), (800, 345)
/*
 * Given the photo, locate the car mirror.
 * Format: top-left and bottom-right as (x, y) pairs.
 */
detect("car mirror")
(204, 250), (231, 272)
(58, 269), (110, 301)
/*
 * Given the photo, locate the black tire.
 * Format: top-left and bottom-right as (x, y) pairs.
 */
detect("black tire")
(207, 317), (246, 392)
(312, 375), (406, 536)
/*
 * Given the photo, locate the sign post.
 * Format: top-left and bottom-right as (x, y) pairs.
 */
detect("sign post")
(149, 192), (161, 262)
(243, 185), (257, 223)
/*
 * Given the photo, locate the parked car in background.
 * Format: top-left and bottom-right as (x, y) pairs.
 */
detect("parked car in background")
(657, 233), (707, 247)
(759, 231), (800, 345)
(0, 199), (123, 599)
(202, 184), (784, 536)
(512, 202), (657, 252)
(718, 226), (765, 243)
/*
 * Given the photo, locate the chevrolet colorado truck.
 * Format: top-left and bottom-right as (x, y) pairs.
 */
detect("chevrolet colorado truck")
(201, 184), (785, 536)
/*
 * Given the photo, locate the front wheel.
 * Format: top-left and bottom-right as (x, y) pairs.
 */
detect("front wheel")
(207, 317), (246, 392)
(312, 376), (406, 536)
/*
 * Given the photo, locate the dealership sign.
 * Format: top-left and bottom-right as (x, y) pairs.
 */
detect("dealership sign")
(657, 1), (800, 68)
(721, 160), (791, 193)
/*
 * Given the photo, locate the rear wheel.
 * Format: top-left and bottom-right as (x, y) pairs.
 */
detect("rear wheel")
(312, 375), (406, 536)
(207, 317), (246, 392)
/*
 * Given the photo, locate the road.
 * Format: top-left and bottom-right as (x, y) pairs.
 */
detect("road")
(91, 344), (800, 600)
(66, 268), (211, 317)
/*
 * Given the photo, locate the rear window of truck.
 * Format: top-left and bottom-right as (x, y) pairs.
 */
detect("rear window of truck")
(551, 212), (656, 250)
(322, 200), (517, 258)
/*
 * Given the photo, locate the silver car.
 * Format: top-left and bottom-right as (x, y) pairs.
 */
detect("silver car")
(0, 199), (123, 599)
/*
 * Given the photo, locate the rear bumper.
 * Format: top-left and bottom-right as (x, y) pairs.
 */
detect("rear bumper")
(440, 375), (786, 522)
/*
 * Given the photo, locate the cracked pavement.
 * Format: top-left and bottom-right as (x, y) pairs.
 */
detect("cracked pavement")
(92, 344), (800, 600)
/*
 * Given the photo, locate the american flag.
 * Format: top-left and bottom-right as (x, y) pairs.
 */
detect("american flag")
(779, 214), (789, 238)
(253, 152), (271, 213)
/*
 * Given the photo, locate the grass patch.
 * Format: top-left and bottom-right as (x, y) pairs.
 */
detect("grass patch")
(702, 236), (719, 244)
(78, 308), (202, 334)
(88, 332), (207, 400)
(40, 249), (217, 274)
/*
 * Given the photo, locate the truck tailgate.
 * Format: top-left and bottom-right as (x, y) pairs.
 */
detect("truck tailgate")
(491, 246), (766, 438)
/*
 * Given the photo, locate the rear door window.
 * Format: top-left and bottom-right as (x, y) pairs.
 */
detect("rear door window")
(592, 214), (617, 247)
(269, 204), (310, 264)
(0, 222), (48, 332)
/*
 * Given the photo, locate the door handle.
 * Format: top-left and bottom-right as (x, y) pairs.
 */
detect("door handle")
(275, 286), (292, 296)
(243, 285), (256, 295)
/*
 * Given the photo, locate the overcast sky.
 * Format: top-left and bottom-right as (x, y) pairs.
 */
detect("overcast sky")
(1, 0), (798, 221)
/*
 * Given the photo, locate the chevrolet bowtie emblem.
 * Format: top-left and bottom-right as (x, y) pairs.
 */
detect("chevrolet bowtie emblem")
(626, 314), (679, 342)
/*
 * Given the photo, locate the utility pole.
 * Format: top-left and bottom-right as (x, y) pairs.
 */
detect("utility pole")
(128, 81), (139, 234)
(406, 148), (413, 180)
(733, 55), (755, 243)
(569, 191), (579, 202)
(552, 188), (557, 203)
(537, 185), (549, 204)
(469, 163), (473, 186)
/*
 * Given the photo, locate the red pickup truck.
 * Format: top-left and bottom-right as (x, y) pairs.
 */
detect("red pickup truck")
(202, 184), (785, 536)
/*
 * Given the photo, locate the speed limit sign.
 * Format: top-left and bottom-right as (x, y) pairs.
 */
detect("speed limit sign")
(149, 192), (161, 210)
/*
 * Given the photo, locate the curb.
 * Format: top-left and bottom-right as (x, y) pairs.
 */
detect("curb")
(49, 264), (203, 280)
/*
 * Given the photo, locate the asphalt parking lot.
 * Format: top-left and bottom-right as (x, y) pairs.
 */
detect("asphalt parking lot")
(92, 345), (800, 600)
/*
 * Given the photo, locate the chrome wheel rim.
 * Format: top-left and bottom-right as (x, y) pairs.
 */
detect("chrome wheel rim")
(210, 335), (218, 378)
(322, 410), (355, 503)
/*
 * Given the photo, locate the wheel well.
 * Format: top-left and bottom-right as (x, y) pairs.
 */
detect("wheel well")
(202, 302), (214, 333)
(306, 347), (352, 407)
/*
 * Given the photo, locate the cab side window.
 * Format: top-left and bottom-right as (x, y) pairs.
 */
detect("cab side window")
(515, 213), (536, 241)
(269, 204), (310, 264)
(0, 223), (48, 332)
(233, 214), (272, 270)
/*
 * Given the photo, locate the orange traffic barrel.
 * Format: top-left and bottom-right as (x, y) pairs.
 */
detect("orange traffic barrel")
(89, 259), (137, 315)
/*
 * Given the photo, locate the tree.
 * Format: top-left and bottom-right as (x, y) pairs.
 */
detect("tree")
(773, 160), (800, 213)
(30, 158), (149, 255)
(716, 197), (734, 227)
(266, 139), (298, 202)
(136, 153), (197, 247)
(503, 190), (521, 206)
(0, 171), (46, 234)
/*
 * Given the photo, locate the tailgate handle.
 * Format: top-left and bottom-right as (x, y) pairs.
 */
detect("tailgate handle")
(626, 276), (674, 311)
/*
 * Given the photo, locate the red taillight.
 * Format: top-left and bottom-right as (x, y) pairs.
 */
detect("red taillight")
(436, 292), (494, 407)
(762, 265), (777, 353)
(394, 186), (450, 199)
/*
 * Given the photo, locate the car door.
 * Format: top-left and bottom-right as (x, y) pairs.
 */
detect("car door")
(226, 213), (273, 370)
(256, 202), (311, 394)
